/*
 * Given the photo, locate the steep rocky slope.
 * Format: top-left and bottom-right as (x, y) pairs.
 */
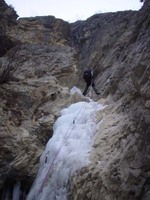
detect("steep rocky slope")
(0, 0), (81, 195)
(0, 0), (149, 199)
(69, 1), (150, 200)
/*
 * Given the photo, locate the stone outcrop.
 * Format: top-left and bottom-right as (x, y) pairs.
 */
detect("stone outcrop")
(0, 0), (149, 199)
(0, 0), (81, 195)
(68, 1), (150, 199)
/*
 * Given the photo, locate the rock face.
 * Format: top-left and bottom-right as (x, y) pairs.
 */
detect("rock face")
(0, 0), (149, 199)
(0, 0), (81, 195)
(68, 1), (150, 200)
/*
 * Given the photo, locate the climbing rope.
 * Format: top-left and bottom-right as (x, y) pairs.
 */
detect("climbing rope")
(35, 101), (88, 199)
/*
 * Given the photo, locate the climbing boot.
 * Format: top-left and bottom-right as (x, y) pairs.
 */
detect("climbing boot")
(83, 86), (89, 96)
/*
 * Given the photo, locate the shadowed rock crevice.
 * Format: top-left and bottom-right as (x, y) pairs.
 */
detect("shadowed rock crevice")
(0, 0), (18, 56)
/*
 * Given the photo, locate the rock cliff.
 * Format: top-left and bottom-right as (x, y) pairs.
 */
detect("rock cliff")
(0, 0), (149, 199)
(69, 1), (150, 199)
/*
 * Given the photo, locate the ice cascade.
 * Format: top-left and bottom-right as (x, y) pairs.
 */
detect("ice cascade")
(26, 100), (103, 200)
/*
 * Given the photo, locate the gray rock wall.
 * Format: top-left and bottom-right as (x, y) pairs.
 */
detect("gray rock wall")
(69, 2), (150, 200)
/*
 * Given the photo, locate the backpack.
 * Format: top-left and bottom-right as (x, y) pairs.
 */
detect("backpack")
(83, 69), (93, 81)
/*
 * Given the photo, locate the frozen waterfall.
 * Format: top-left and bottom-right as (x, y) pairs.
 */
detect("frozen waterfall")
(26, 99), (103, 200)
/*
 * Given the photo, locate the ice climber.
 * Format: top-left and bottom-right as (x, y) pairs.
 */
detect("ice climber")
(82, 69), (100, 96)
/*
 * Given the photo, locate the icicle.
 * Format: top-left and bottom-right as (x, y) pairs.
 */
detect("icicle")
(12, 181), (21, 200)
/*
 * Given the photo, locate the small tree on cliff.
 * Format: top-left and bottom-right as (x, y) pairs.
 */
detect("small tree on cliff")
(0, 45), (25, 84)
